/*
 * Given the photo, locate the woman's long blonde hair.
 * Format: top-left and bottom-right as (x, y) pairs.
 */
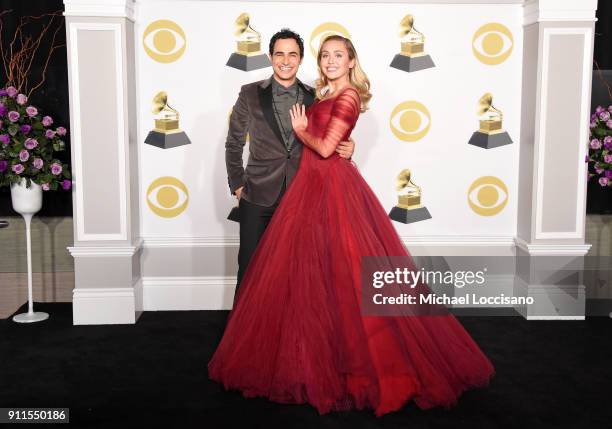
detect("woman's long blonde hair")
(315, 35), (372, 113)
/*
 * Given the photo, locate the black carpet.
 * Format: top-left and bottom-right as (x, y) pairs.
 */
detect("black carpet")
(1, 303), (611, 428)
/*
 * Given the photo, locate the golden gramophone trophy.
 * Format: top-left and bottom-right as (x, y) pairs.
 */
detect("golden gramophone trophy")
(390, 15), (435, 73)
(144, 91), (191, 149)
(388, 169), (432, 224)
(226, 13), (271, 71)
(468, 93), (513, 149)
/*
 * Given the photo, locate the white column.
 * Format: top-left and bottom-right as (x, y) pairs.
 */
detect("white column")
(64, 0), (142, 324)
(514, 0), (597, 319)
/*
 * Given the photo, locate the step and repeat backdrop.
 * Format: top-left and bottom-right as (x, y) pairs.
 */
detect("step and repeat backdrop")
(135, 1), (522, 240)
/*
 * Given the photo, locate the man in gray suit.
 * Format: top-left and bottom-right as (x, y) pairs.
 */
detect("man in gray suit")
(226, 29), (354, 290)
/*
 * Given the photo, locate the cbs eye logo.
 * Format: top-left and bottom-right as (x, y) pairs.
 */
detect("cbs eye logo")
(146, 176), (189, 218)
(143, 20), (186, 63)
(309, 22), (351, 58)
(467, 176), (508, 216)
(389, 101), (431, 142)
(472, 23), (513, 65)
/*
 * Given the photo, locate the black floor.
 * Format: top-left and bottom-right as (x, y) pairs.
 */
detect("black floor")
(1, 303), (611, 428)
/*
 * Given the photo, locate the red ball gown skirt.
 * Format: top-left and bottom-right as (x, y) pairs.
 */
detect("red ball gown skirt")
(208, 93), (494, 416)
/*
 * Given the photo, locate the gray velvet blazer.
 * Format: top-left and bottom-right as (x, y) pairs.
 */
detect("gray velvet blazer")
(225, 76), (315, 207)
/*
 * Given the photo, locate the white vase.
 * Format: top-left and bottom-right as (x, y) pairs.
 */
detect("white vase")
(10, 179), (48, 323)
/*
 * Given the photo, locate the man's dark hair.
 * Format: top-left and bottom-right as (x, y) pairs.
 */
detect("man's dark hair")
(269, 28), (304, 58)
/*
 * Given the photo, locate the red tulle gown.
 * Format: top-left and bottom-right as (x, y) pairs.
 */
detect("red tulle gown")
(208, 88), (494, 416)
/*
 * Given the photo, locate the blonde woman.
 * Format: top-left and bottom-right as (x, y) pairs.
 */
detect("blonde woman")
(209, 35), (494, 416)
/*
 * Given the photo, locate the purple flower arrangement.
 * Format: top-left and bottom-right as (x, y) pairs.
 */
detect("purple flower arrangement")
(587, 104), (612, 187)
(0, 86), (71, 190)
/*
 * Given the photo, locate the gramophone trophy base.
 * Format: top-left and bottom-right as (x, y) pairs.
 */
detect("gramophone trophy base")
(389, 206), (432, 224)
(145, 130), (191, 149)
(390, 54), (435, 73)
(468, 131), (513, 149)
(226, 52), (271, 71)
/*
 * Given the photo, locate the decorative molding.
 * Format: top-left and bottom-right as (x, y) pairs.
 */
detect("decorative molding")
(134, 278), (144, 312)
(400, 235), (515, 247)
(526, 284), (585, 293)
(534, 27), (592, 240)
(514, 237), (591, 255)
(68, 22), (128, 242)
(141, 274), (517, 311)
(63, 0), (136, 21)
(140, 235), (515, 249)
(142, 236), (240, 248)
(135, 0), (524, 4)
(68, 244), (140, 257)
(526, 315), (585, 320)
(142, 276), (236, 310)
(514, 276), (586, 320)
(523, 0), (598, 26)
(73, 287), (137, 324)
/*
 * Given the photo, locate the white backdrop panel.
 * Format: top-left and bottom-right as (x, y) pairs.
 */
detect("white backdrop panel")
(135, 1), (522, 239)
